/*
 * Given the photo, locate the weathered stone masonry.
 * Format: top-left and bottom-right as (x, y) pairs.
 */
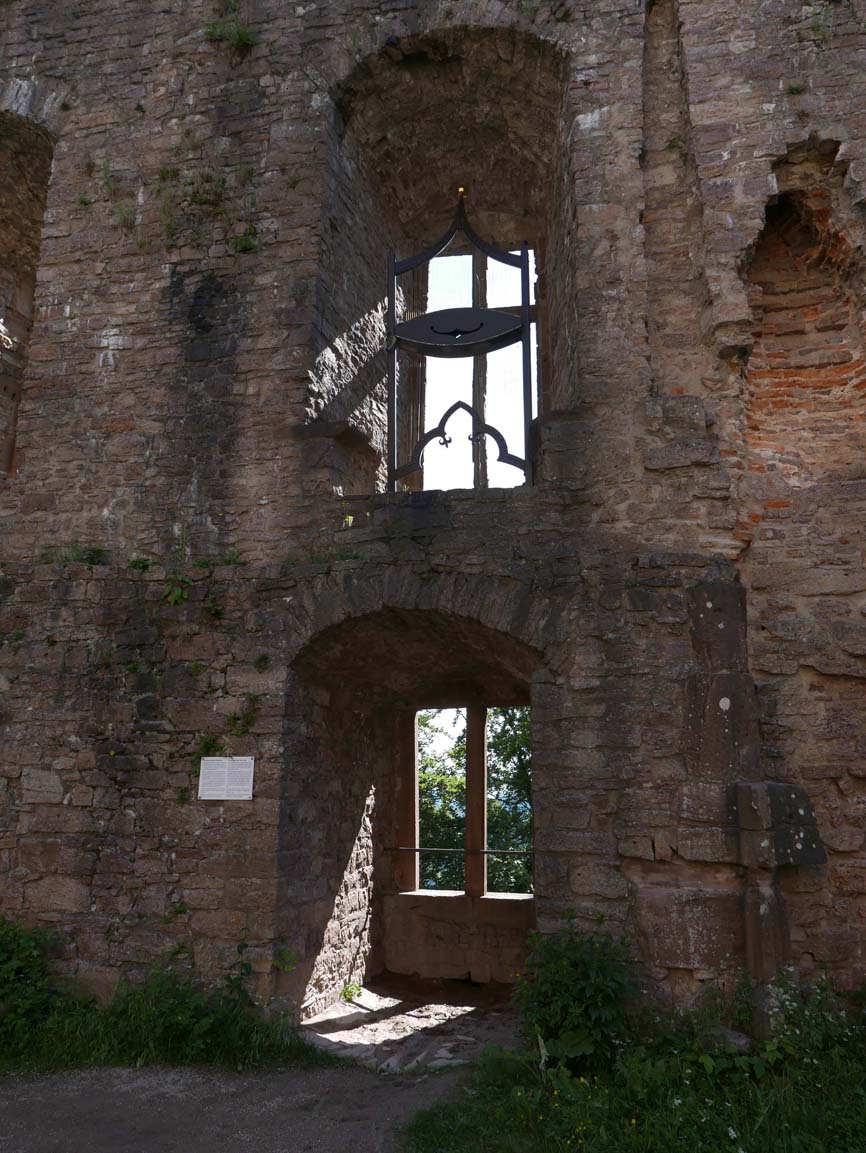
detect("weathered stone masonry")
(2, 0), (866, 1014)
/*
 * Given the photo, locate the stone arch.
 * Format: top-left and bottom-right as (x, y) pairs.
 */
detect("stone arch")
(293, 608), (542, 707)
(280, 564), (570, 675)
(303, 22), (579, 497)
(0, 108), (55, 473)
(317, 7), (579, 115)
(0, 76), (70, 136)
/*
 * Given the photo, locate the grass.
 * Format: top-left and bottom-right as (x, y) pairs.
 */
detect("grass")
(226, 694), (260, 737)
(228, 224), (258, 254)
(158, 185), (177, 249)
(184, 170), (227, 217)
(404, 981), (866, 1153)
(404, 924), (866, 1153)
(113, 201), (136, 232)
(204, 19), (256, 49)
(196, 732), (228, 758)
(404, 1049), (866, 1152)
(0, 918), (328, 1073)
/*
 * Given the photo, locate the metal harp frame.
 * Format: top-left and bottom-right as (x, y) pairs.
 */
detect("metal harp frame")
(386, 192), (533, 492)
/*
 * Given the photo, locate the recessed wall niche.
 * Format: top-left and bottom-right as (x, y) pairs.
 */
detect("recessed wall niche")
(303, 28), (573, 496)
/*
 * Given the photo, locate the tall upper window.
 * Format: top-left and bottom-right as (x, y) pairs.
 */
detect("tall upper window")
(386, 192), (539, 494)
(405, 706), (532, 896)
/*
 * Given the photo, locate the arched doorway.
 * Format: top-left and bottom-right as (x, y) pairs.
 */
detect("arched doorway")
(283, 608), (544, 1018)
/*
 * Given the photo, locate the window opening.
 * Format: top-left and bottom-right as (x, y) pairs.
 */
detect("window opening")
(423, 258), (474, 490)
(486, 707), (533, 894)
(412, 705), (532, 895)
(423, 252), (538, 491)
(387, 190), (537, 492)
(417, 707), (467, 890)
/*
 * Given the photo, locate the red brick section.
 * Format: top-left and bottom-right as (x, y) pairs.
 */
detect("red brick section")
(745, 195), (866, 486)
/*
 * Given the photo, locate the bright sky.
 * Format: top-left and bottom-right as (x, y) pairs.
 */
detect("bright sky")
(421, 251), (537, 491)
(419, 707), (466, 763)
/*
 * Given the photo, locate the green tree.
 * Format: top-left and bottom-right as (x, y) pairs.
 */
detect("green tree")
(417, 707), (532, 893)
(418, 709), (466, 889)
(487, 706), (532, 893)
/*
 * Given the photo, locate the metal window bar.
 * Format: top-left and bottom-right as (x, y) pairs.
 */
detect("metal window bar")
(472, 248), (488, 489)
(388, 847), (532, 856)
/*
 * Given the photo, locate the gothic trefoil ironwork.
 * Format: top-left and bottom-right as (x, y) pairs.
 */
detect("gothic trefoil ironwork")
(385, 189), (533, 490)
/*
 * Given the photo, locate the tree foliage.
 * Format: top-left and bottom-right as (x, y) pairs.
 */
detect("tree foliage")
(417, 706), (532, 893)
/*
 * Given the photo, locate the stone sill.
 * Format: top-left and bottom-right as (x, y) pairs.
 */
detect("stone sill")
(397, 890), (534, 901)
(386, 889), (536, 931)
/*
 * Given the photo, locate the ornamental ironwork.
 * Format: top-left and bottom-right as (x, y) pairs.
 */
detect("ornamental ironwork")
(386, 190), (533, 490)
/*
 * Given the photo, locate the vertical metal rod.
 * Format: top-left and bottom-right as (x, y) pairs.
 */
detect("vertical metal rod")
(465, 706), (487, 897)
(535, 238), (548, 418)
(472, 250), (488, 489)
(387, 252), (397, 492)
(394, 711), (419, 892)
(520, 242), (532, 482)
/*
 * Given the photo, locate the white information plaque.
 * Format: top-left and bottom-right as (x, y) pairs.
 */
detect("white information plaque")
(198, 757), (255, 801)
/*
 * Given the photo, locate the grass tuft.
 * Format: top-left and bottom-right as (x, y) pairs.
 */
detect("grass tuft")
(204, 20), (256, 49)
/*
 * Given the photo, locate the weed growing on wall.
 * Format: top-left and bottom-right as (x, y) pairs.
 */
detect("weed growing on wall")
(184, 170), (227, 218)
(228, 224), (259, 254)
(226, 694), (260, 737)
(40, 544), (109, 565)
(195, 733), (228, 759)
(113, 201), (136, 232)
(205, 20), (257, 49)
(272, 947), (298, 974)
(204, 1), (256, 51)
(203, 593), (224, 619)
(163, 573), (192, 605)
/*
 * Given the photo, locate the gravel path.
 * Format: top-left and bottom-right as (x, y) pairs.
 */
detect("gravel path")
(0, 1065), (462, 1153)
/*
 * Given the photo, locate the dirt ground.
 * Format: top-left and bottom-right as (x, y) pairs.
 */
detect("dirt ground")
(0, 1065), (462, 1153)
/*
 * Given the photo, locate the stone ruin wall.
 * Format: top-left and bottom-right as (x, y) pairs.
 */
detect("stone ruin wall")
(2, 0), (866, 1013)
